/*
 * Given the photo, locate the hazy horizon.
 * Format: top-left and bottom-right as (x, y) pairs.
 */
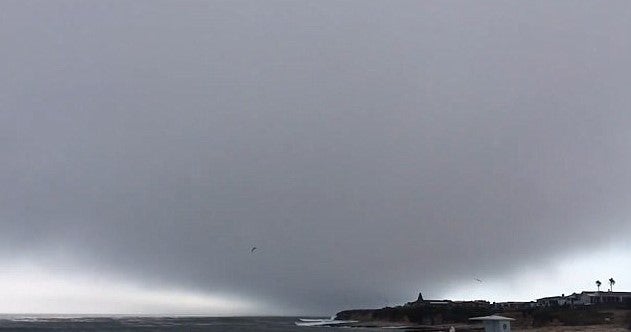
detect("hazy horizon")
(2, 0), (631, 316)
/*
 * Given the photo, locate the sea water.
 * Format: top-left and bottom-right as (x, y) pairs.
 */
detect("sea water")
(0, 315), (383, 331)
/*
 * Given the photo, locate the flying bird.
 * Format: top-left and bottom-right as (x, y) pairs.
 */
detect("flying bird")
(250, 247), (257, 253)
(474, 278), (483, 283)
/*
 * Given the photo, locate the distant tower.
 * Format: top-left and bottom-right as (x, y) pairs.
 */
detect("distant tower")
(417, 292), (424, 302)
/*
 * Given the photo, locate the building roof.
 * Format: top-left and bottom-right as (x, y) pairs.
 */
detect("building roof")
(537, 296), (564, 301)
(469, 315), (515, 321)
(581, 291), (631, 296)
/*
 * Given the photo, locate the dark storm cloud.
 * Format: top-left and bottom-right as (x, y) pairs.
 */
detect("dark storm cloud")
(2, 0), (631, 313)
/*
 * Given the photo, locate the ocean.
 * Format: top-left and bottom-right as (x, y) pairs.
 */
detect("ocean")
(0, 315), (382, 331)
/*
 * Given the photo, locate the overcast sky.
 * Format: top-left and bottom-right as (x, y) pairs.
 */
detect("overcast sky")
(2, 0), (631, 315)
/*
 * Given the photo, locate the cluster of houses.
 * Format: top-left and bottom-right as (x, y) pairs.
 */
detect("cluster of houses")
(490, 290), (631, 310)
(396, 288), (631, 332)
(536, 290), (631, 307)
(408, 288), (631, 312)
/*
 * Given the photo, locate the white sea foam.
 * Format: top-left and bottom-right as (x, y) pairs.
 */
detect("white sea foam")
(294, 318), (358, 326)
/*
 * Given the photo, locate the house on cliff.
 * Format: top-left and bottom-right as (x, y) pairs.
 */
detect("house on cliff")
(493, 301), (536, 310)
(536, 291), (631, 307)
(579, 291), (631, 305)
(536, 295), (563, 307)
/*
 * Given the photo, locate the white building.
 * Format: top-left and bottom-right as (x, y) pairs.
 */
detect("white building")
(579, 291), (631, 305)
(470, 315), (515, 332)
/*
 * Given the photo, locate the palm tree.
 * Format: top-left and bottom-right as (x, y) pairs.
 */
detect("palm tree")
(609, 278), (615, 292)
(596, 280), (602, 291)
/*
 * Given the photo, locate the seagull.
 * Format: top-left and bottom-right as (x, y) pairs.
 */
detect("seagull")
(474, 278), (483, 283)
(250, 247), (257, 253)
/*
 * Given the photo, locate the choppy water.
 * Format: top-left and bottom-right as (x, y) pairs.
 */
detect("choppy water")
(0, 315), (381, 331)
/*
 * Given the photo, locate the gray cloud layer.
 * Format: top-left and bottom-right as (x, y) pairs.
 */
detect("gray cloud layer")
(2, 1), (631, 314)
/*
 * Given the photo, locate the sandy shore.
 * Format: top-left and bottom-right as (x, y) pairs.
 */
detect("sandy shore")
(348, 319), (630, 331)
(515, 326), (629, 332)
(349, 322), (630, 331)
